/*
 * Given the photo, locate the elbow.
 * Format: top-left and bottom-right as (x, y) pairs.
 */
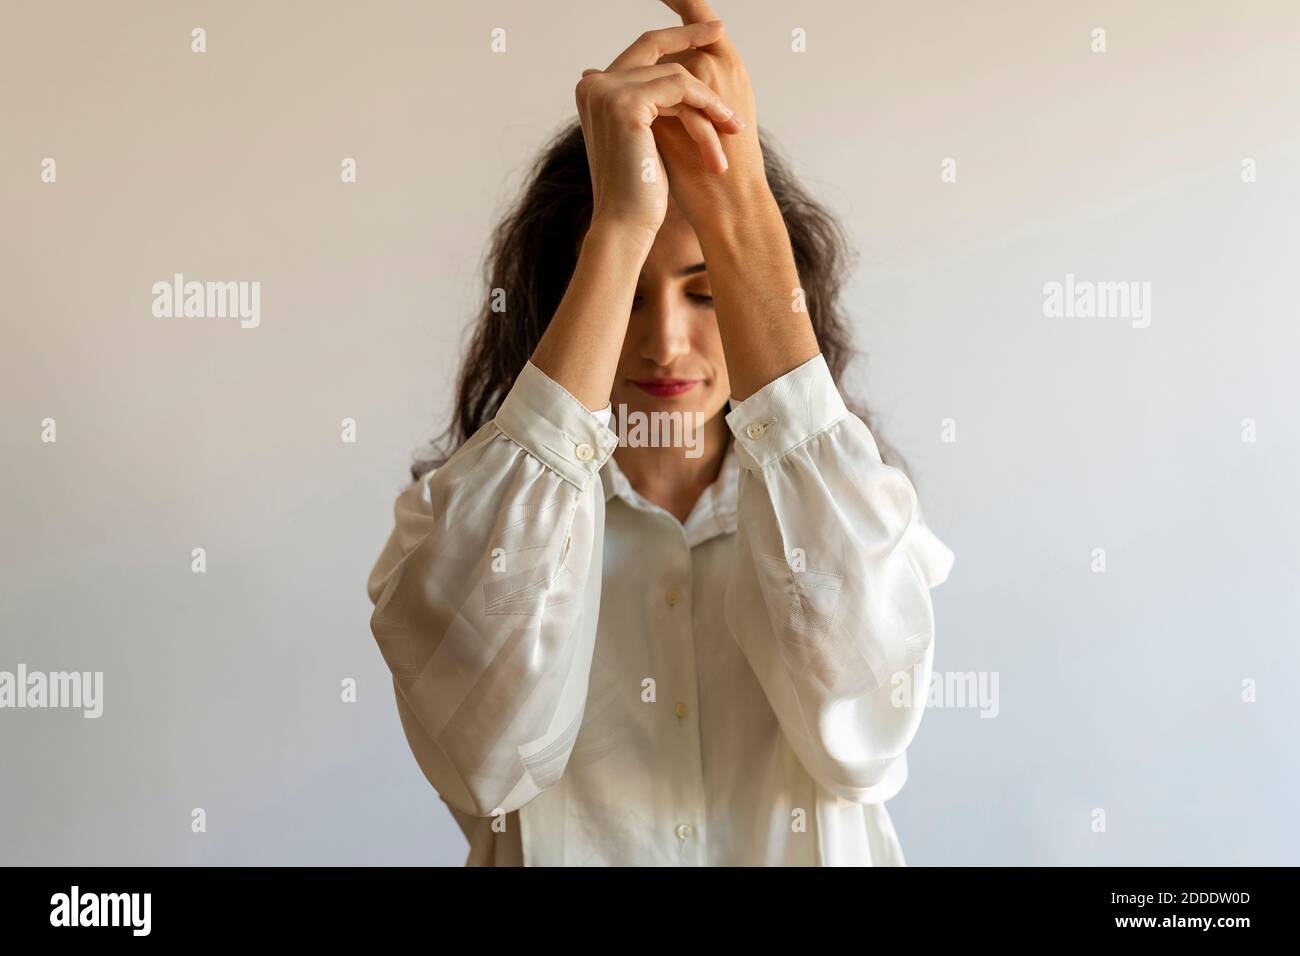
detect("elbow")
(407, 737), (526, 820)
(451, 767), (558, 820)
(391, 673), (562, 820)
(448, 782), (521, 820)
(808, 675), (929, 800)
(391, 680), (521, 818)
(819, 702), (920, 771)
(812, 750), (912, 805)
(454, 753), (554, 819)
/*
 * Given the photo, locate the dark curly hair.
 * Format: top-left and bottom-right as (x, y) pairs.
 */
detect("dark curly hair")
(413, 118), (902, 480)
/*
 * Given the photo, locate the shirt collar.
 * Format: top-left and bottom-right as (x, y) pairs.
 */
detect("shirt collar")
(600, 439), (740, 548)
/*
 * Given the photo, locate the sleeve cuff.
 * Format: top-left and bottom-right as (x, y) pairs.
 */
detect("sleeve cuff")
(724, 353), (848, 470)
(493, 362), (619, 490)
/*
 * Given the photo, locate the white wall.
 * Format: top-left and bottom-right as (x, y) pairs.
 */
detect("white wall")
(3, 0), (1297, 864)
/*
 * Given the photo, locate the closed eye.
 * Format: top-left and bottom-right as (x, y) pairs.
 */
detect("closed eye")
(630, 293), (714, 309)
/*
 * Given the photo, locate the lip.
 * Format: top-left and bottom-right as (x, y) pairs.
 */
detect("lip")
(629, 378), (701, 398)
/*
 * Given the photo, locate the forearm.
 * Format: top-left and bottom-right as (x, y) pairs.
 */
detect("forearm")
(530, 219), (655, 410)
(693, 181), (821, 401)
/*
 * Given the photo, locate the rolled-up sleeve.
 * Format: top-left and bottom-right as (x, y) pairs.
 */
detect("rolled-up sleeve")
(722, 353), (955, 804)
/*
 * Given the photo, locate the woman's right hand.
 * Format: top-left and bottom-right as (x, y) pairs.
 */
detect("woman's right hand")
(575, 20), (744, 239)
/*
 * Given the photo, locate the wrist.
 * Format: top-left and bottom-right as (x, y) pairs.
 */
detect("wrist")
(690, 176), (785, 251)
(584, 214), (660, 261)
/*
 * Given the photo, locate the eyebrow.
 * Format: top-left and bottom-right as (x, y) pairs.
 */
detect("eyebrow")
(635, 262), (709, 286)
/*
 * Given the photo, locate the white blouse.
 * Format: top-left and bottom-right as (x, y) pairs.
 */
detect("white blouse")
(367, 353), (954, 866)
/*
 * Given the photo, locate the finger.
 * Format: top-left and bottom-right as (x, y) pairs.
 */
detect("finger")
(634, 72), (734, 131)
(660, 0), (722, 26)
(658, 108), (728, 174)
(607, 21), (725, 71)
(617, 64), (743, 130)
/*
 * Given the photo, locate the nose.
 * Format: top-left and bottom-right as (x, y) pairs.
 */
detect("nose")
(637, 291), (691, 368)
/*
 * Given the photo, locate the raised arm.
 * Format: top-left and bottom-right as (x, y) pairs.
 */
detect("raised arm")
(653, 0), (956, 799)
(366, 366), (617, 818)
(721, 354), (954, 802)
(367, 20), (743, 818)
(532, 18), (743, 408)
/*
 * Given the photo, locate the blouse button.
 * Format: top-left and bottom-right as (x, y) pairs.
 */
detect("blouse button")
(574, 441), (595, 461)
(665, 587), (682, 607)
(675, 823), (694, 840)
(674, 701), (689, 719)
(745, 421), (766, 440)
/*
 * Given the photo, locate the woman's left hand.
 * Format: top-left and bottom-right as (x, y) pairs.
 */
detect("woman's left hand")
(650, 0), (771, 231)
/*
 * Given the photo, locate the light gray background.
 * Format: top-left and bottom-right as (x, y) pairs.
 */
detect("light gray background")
(3, 0), (1297, 865)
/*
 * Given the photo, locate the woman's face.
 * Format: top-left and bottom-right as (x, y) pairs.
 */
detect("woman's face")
(609, 197), (732, 431)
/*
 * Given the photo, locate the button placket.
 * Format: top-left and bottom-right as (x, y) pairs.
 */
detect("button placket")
(659, 542), (706, 865)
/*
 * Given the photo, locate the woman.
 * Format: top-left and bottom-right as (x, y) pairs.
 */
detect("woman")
(367, 0), (954, 866)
